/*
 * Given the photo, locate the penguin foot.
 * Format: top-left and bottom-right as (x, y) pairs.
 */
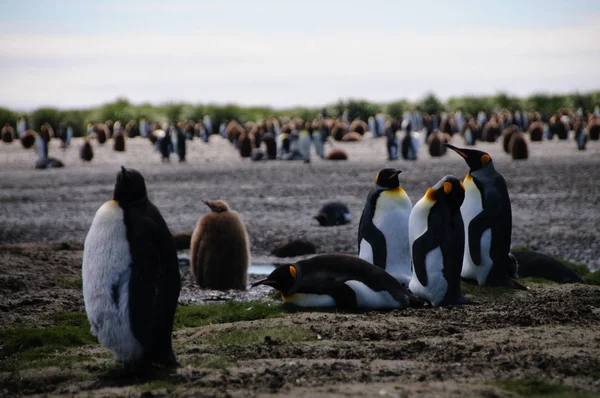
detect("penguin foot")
(153, 350), (180, 369)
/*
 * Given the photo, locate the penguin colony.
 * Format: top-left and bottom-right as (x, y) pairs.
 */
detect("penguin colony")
(4, 105), (598, 170)
(11, 105), (588, 369)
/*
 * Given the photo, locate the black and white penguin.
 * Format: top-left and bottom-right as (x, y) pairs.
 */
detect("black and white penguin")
(299, 126), (312, 163)
(263, 131), (277, 159)
(408, 175), (469, 306)
(82, 167), (181, 368)
(400, 119), (419, 160)
(34, 133), (64, 169)
(252, 254), (422, 310)
(444, 144), (526, 289)
(314, 202), (351, 226)
(358, 169), (413, 286)
(176, 126), (186, 162)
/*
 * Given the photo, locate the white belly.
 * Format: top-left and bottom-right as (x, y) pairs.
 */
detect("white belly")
(345, 280), (402, 309)
(373, 192), (412, 285)
(461, 178), (493, 284)
(284, 293), (336, 308)
(82, 201), (144, 363)
(358, 239), (373, 263)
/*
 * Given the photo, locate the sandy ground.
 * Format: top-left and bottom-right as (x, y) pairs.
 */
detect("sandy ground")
(0, 133), (599, 397)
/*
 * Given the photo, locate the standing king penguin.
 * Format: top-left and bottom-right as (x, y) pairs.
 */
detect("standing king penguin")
(252, 254), (422, 310)
(444, 144), (526, 289)
(408, 175), (470, 306)
(358, 169), (413, 286)
(82, 166), (181, 368)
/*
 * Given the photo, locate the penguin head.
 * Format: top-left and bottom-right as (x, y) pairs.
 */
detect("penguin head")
(251, 264), (297, 294)
(444, 144), (492, 171)
(375, 168), (402, 190)
(203, 199), (230, 213)
(113, 166), (147, 204)
(428, 175), (465, 213)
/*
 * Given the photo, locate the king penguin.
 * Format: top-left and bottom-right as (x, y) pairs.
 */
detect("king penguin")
(444, 144), (526, 289)
(82, 166), (181, 368)
(358, 168), (413, 286)
(252, 254), (422, 310)
(408, 175), (470, 306)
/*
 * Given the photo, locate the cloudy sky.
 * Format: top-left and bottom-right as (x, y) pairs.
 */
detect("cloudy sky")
(1, 0), (599, 110)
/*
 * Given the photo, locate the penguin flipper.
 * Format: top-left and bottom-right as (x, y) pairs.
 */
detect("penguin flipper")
(129, 212), (180, 365)
(412, 229), (440, 287)
(467, 209), (495, 266)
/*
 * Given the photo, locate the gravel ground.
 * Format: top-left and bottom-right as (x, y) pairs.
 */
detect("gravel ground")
(0, 133), (599, 397)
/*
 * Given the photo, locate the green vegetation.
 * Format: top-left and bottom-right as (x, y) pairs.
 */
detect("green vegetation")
(0, 312), (95, 371)
(57, 277), (82, 290)
(492, 378), (595, 397)
(5, 90), (599, 138)
(183, 356), (232, 369)
(583, 271), (600, 286)
(206, 326), (313, 347)
(174, 301), (286, 329)
(137, 380), (177, 392)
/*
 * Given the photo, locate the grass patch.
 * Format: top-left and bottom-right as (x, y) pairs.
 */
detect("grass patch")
(137, 380), (176, 392)
(184, 356), (232, 370)
(174, 301), (286, 330)
(2, 353), (94, 372)
(207, 326), (313, 347)
(552, 256), (590, 277)
(0, 312), (95, 371)
(493, 378), (595, 397)
(583, 271), (600, 286)
(518, 278), (556, 286)
(57, 277), (82, 290)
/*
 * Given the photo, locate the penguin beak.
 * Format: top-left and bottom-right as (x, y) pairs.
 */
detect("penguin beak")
(444, 144), (467, 158)
(251, 279), (278, 288)
(202, 200), (211, 209)
(121, 165), (127, 173)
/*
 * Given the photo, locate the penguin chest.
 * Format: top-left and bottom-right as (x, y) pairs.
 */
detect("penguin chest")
(82, 201), (144, 362)
(461, 176), (493, 284)
(372, 192), (412, 281)
(282, 293), (336, 308)
(345, 280), (402, 309)
(408, 199), (448, 306)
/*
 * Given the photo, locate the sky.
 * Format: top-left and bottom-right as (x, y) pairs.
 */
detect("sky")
(0, 0), (599, 110)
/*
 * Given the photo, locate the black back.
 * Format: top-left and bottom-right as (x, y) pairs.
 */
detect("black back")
(293, 254), (420, 309)
(116, 169), (181, 365)
(176, 128), (186, 161)
(315, 202), (350, 226)
(357, 190), (387, 268)
(511, 251), (583, 283)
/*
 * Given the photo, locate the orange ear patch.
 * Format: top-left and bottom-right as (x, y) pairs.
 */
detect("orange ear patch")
(481, 154), (491, 166)
(425, 188), (437, 201)
(443, 182), (452, 194)
(289, 266), (297, 279)
(459, 181), (465, 191)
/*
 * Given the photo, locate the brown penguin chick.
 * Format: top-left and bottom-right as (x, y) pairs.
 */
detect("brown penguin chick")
(509, 132), (528, 160)
(588, 118), (600, 141)
(501, 125), (519, 154)
(341, 131), (363, 142)
(527, 121), (544, 141)
(190, 200), (249, 290)
(80, 138), (94, 161)
(1, 123), (15, 143)
(349, 119), (368, 135)
(426, 130), (448, 157)
(113, 131), (126, 151)
(326, 148), (348, 160)
(21, 130), (36, 148)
